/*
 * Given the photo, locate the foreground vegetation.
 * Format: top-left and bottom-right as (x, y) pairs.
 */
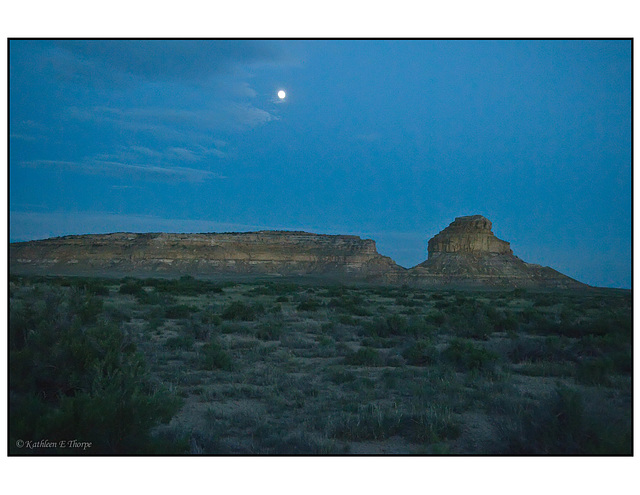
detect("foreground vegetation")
(9, 275), (632, 454)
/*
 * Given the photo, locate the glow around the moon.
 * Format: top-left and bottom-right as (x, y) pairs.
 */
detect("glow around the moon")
(277, 90), (286, 99)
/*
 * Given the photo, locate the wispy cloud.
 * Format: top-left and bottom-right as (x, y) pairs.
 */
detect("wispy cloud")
(52, 40), (287, 83)
(20, 158), (225, 183)
(67, 103), (277, 135)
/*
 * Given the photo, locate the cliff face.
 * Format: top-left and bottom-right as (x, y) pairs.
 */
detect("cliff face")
(9, 231), (403, 282)
(409, 215), (586, 289)
(9, 216), (589, 288)
(427, 215), (512, 256)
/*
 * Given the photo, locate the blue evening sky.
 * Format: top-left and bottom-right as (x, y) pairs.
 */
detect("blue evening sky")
(9, 40), (631, 288)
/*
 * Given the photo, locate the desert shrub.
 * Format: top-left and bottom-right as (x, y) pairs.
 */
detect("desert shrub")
(494, 313), (519, 332)
(199, 340), (233, 371)
(145, 275), (224, 296)
(256, 321), (284, 341)
(425, 310), (445, 326)
(533, 295), (556, 307)
(507, 336), (572, 364)
(395, 296), (420, 307)
(164, 304), (195, 319)
(344, 347), (383, 366)
(69, 290), (104, 324)
(221, 301), (264, 321)
(164, 334), (195, 351)
(403, 340), (437, 366)
(68, 278), (110, 296)
(328, 294), (371, 316)
(434, 300), (450, 310)
(119, 280), (146, 296)
(498, 386), (631, 454)
(442, 339), (498, 372)
(275, 295), (289, 303)
(103, 304), (132, 324)
(220, 322), (250, 335)
(337, 315), (358, 326)
(363, 315), (408, 337)
(297, 298), (322, 312)
(575, 358), (614, 386)
(9, 286), (182, 454)
(248, 282), (299, 296)
(328, 369), (356, 384)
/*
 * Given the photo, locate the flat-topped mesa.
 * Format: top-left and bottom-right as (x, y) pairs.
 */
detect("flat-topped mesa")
(9, 231), (403, 282)
(427, 215), (513, 257)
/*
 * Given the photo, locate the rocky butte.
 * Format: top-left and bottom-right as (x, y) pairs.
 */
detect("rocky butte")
(408, 215), (585, 288)
(9, 215), (587, 289)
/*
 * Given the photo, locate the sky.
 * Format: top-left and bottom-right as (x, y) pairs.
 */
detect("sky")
(8, 39), (632, 288)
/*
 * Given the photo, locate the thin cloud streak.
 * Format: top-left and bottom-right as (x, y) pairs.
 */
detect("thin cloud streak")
(20, 159), (226, 182)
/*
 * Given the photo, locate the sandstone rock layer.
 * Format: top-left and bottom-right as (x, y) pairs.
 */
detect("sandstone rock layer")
(9, 216), (589, 289)
(9, 231), (403, 282)
(409, 215), (586, 289)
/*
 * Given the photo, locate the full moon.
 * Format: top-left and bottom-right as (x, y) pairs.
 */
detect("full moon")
(277, 90), (286, 99)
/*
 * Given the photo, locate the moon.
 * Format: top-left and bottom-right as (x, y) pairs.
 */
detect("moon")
(277, 90), (286, 99)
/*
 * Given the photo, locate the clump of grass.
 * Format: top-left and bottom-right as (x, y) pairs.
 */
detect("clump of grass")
(329, 404), (404, 441)
(398, 406), (461, 444)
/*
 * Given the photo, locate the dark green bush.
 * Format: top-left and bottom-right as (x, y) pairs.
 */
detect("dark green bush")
(499, 386), (631, 454)
(344, 347), (383, 366)
(119, 280), (146, 296)
(403, 340), (436, 366)
(199, 340), (233, 371)
(256, 321), (284, 340)
(442, 338), (498, 372)
(164, 334), (195, 351)
(144, 275), (224, 296)
(425, 311), (445, 326)
(297, 298), (322, 312)
(248, 282), (298, 296)
(164, 304), (195, 319)
(221, 301), (264, 321)
(328, 294), (371, 316)
(9, 286), (182, 454)
(575, 358), (614, 386)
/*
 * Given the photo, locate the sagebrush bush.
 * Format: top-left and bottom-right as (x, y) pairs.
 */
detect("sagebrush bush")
(9, 285), (182, 454)
(164, 304), (195, 319)
(344, 347), (383, 366)
(403, 340), (436, 366)
(442, 338), (498, 372)
(221, 301), (264, 321)
(199, 340), (233, 371)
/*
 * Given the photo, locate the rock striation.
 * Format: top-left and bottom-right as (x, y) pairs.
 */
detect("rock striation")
(427, 215), (512, 256)
(9, 216), (589, 289)
(408, 215), (586, 288)
(9, 231), (403, 282)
